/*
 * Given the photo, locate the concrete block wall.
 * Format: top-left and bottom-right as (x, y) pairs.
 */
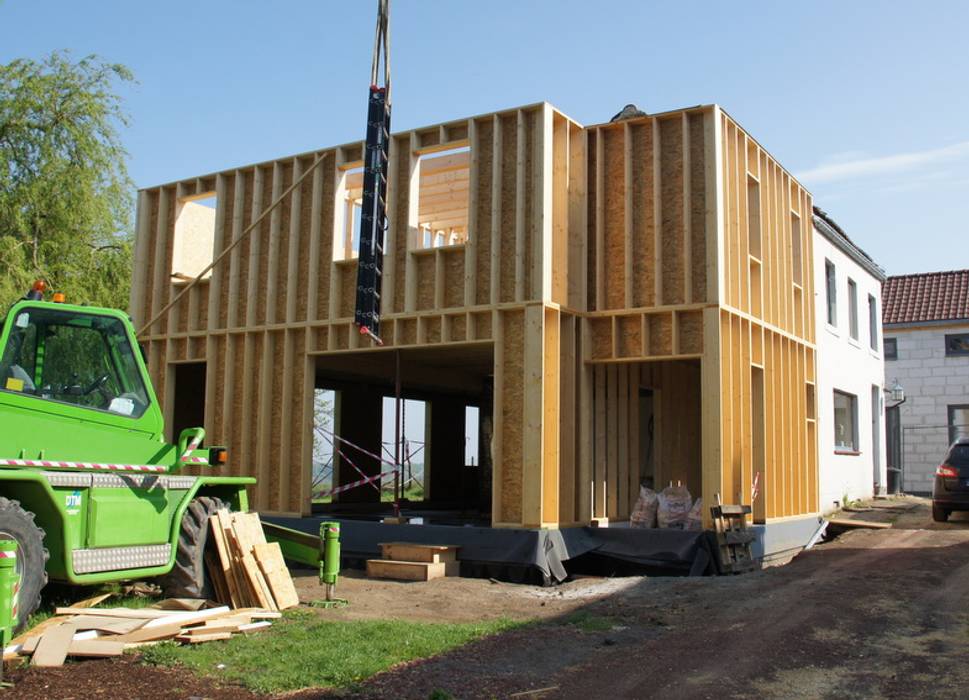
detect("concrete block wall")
(885, 325), (969, 493)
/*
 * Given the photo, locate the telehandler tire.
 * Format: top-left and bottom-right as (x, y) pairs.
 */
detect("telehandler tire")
(0, 496), (49, 630)
(161, 496), (226, 599)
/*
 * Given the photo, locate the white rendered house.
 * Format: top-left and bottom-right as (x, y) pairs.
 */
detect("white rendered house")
(813, 208), (887, 512)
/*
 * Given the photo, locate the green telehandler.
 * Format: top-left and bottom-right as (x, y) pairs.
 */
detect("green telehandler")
(0, 281), (254, 630)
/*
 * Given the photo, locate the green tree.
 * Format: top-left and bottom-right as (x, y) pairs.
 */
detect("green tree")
(0, 51), (135, 309)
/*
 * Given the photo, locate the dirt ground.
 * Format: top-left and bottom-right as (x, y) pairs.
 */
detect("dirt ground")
(7, 496), (969, 700)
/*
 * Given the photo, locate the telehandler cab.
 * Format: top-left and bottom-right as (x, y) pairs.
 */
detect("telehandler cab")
(0, 281), (253, 629)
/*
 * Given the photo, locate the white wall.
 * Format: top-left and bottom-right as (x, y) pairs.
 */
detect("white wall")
(813, 226), (886, 512)
(884, 324), (969, 493)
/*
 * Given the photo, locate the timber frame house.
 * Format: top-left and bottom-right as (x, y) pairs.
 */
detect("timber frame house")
(131, 101), (819, 529)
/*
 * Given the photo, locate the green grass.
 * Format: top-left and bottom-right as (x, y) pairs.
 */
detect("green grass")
(563, 611), (618, 632)
(140, 609), (519, 694)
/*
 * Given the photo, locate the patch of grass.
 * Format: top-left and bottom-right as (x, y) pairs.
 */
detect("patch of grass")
(140, 609), (519, 694)
(563, 611), (617, 632)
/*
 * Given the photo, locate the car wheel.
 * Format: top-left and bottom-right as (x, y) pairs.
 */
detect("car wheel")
(932, 504), (950, 522)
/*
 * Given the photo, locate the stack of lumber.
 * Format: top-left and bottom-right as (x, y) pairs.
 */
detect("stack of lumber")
(206, 510), (300, 611)
(367, 542), (461, 582)
(2, 594), (281, 667)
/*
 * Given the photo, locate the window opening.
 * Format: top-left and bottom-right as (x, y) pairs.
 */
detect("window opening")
(950, 405), (969, 445)
(825, 260), (837, 326)
(848, 278), (858, 340)
(868, 294), (878, 350)
(171, 362), (206, 442)
(834, 390), (858, 452)
(790, 212), (802, 285)
(312, 389), (336, 502)
(416, 146), (470, 249)
(945, 333), (969, 357)
(884, 337), (897, 360)
(172, 193), (217, 281)
(465, 405), (480, 467)
(747, 177), (761, 259)
(382, 397), (426, 501)
(334, 166), (364, 261)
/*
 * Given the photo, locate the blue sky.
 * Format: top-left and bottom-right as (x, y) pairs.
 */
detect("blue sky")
(2, 0), (967, 276)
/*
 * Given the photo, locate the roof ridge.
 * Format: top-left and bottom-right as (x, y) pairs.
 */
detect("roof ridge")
(886, 269), (969, 280)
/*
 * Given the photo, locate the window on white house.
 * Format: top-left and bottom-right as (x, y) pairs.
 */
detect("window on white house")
(945, 333), (969, 357)
(834, 390), (858, 452)
(848, 278), (859, 340)
(868, 294), (878, 350)
(825, 260), (837, 326)
(884, 337), (897, 360)
(949, 405), (969, 445)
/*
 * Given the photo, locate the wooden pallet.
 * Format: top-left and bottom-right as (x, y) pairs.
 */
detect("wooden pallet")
(710, 503), (757, 574)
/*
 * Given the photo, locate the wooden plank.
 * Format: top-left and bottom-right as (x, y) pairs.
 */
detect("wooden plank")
(71, 592), (113, 609)
(53, 607), (178, 619)
(211, 512), (244, 608)
(65, 640), (126, 658)
(253, 542), (300, 610)
(31, 623), (77, 667)
(62, 616), (147, 634)
(826, 518), (891, 530)
(379, 543), (459, 563)
(176, 632), (233, 644)
(366, 559), (447, 582)
(204, 549), (230, 605)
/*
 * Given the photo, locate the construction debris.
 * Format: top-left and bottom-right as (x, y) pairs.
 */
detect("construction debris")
(1, 510), (301, 667)
(207, 510), (299, 612)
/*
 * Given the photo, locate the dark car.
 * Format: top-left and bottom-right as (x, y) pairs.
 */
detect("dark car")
(932, 437), (969, 522)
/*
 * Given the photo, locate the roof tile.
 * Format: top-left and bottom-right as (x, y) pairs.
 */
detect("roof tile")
(882, 270), (969, 325)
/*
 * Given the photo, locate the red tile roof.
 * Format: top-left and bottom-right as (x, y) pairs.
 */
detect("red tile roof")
(882, 270), (969, 325)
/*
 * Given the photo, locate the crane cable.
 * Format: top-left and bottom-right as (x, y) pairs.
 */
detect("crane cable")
(371, 0), (391, 101)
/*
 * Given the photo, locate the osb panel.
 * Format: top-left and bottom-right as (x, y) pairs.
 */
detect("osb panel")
(523, 110), (538, 301)
(500, 309), (525, 523)
(142, 191), (160, 325)
(229, 334), (246, 478)
(338, 263), (357, 319)
(210, 335), (227, 442)
(589, 317), (612, 360)
(160, 189), (176, 335)
(603, 127), (626, 309)
(397, 318), (417, 345)
(498, 114), (518, 303)
(688, 113), (707, 304)
(316, 159), (336, 320)
(648, 314), (673, 356)
(287, 332), (307, 512)
(678, 311), (703, 355)
(273, 163), (294, 323)
(617, 316), (643, 358)
(267, 333), (284, 511)
(422, 316), (442, 344)
(631, 122), (655, 307)
(473, 311), (492, 340)
(415, 254), (436, 311)
(392, 135), (410, 314)
(233, 169), (255, 327)
(442, 247), (465, 308)
(254, 167), (273, 325)
(474, 118), (494, 305)
(333, 323), (349, 350)
(295, 157), (314, 322)
(449, 314), (467, 342)
(659, 118), (685, 305)
(216, 175), (235, 329)
(586, 141), (598, 311)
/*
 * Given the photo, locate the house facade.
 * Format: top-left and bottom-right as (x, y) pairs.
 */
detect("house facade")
(882, 270), (969, 493)
(812, 208), (886, 512)
(130, 101), (820, 537)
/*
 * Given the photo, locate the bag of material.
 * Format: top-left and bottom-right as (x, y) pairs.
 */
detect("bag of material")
(630, 486), (658, 529)
(657, 484), (692, 530)
(686, 497), (703, 531)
